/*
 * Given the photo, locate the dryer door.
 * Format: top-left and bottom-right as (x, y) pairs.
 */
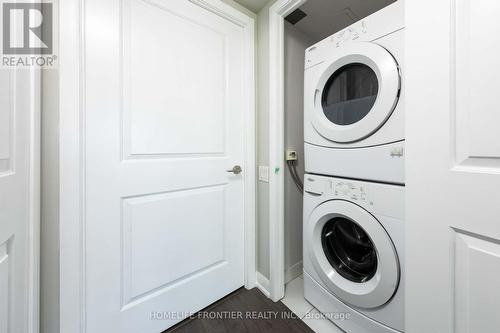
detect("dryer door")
(306, 200), (400, 308)
(311, 42), (400, 143)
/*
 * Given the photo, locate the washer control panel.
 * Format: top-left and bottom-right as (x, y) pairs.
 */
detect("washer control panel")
(333, 180), (372, 205)
(304, 174), (404, 219)
(305, 175), (376, 207)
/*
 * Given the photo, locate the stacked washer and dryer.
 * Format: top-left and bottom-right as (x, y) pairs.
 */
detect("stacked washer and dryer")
(302, 2), (404, 333)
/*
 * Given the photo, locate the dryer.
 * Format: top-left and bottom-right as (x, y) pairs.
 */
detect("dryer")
(303, 174), (404, 333)
(304, 1), (404, 184)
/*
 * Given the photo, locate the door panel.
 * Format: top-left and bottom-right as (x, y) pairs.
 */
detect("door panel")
(0, 241), (9, 333)
(123, 0), (228, 157)
(84, 0), (249, 332)
(0, 73), (12, 173)
(454, 232), (500, 333)
(122, 186), (226, 305)
(406, 0), (500, 332)
(0, 69), (38, 333)
(455, 0), (500, 165)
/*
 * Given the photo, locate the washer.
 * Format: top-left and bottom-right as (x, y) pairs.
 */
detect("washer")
(304, 2), (405, 184)
(303, 174), (404, 333)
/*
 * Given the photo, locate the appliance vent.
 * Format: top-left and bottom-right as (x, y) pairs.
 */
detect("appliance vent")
(285, 8), (307, 25)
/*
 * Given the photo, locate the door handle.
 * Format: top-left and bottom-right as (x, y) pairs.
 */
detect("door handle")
(227, 165), (242, 175)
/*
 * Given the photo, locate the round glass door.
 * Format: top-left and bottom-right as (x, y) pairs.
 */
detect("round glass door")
(310, 42), (400, 143)
(321, 217), (378, 283)
(322, 64), (379, 126)
(306, 200), (400, 308)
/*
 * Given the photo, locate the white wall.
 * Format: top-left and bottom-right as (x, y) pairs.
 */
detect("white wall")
(283, 22), (312, 282)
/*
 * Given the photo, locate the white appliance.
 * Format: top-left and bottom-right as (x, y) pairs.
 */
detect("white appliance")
(304, 2), (404, 184)
(303, 174), (404, 333)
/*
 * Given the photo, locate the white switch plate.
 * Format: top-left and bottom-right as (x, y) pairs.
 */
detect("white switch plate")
(258, 166), (269, 183)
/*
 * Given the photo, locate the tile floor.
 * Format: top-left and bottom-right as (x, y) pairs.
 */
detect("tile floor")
(282, 275), (345, 333)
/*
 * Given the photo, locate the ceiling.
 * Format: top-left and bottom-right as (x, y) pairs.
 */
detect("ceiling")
(233, 0), (397, 42)
(233, 0), (271, 13)
(292, 0), (396, 42)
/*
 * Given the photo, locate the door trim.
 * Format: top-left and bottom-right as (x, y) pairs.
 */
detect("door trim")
(267, 0), (307, 302)
(59, 1), (255, 332)
(28, 68), (41, 333)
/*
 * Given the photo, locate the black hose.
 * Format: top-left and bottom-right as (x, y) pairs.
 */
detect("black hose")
(286, 160), (303, 193)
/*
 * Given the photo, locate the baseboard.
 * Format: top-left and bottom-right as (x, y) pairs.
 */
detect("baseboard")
(285, 261), (303, 284)
(256, 272), (271, 298)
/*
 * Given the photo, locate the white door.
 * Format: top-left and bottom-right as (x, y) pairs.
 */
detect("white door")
(406, 1), (500, 332)
(0, 69), (39, 333)
(82, 0), (253, 332)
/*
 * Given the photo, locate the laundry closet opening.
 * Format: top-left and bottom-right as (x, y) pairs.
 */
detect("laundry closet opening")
(280, 0), (397, 288)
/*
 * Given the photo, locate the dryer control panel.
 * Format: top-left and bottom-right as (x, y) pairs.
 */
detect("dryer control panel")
(330, 21), (368, 48)
(304, 1), (403, 69)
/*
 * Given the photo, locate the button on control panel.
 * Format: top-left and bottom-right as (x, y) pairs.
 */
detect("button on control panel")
(333, 181), (372, 205)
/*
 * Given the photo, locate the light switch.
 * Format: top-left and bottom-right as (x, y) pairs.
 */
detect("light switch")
(258, 166), (269, 183)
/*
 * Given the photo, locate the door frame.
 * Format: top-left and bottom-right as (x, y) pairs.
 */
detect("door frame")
(267, 0), (307, 302)
(58, 1), (256, 332)
(28, 69), (41, 333)
(24, 68), (41, 333)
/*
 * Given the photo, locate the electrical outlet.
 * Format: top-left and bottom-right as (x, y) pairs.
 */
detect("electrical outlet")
(286, 150), (298, 161)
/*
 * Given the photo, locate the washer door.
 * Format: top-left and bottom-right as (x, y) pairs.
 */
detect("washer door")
(306, 200), (400, 308)
(311, 42), (400, 143)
